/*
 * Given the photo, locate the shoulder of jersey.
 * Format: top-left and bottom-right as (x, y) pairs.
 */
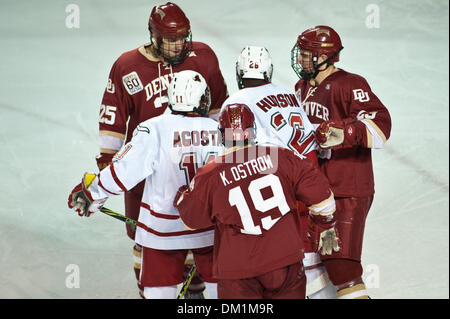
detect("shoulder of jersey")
(269, 146), (307, 163)
(222, 89), (251, 108)
(229, 87), (252, 99)
(146, 114), (217, 127)
(334, 69), (366, 84)
(191, 41), (214, 52)
(295, 78), (307, 87)
(117, 47), (141, 62)
(189, 41), (217, 59)
(268, 82), (292, 93)
(204, 116), (221, 126)
(113, 47), (145, 71)
(139, 113), (174, 128)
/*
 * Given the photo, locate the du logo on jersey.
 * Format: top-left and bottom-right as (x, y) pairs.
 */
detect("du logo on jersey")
(353, 89), (370, 102)
(106, 78), (115, 94)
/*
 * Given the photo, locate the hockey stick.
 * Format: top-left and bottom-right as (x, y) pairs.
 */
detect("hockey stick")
(100, 207), (137, 226)
(177, 264), (197, 299)
(100, 206), (198, 298)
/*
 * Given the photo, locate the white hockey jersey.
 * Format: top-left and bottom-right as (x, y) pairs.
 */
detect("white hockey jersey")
(221, 83), (317, 156)
(88, 113), (224, 249)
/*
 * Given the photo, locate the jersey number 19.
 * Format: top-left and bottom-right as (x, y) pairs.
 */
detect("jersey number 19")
(229, 174), (290, 235)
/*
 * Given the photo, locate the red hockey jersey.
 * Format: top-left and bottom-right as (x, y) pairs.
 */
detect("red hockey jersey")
(176, 145), (334, 280)
(99, 41), (228, 154)
(295, 69), (391, 197)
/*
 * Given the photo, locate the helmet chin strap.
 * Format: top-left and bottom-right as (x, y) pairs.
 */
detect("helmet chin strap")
(300, 48), (342, 81)
(301, 60), (330, 81)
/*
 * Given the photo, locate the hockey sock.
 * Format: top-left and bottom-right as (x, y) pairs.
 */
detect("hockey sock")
(336, 277), (369, 299)
(143, 286), (178, 299)
(133, 244), (144, 298)
(204, 282), (218, 299)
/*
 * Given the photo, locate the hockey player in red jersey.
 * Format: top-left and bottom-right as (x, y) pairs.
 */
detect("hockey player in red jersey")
(291, 25), (392, 298)
(95, 2), (228, 297)
(223, 45), (336, 298)
(174, 103), (340, 299)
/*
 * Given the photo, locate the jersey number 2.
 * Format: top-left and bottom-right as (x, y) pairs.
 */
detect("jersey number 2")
(271, 111), (314, 156)
(229, 174), (290, 235)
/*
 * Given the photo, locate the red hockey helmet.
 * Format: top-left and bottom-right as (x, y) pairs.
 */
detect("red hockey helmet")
(148, 2), (192, 64)
(291, 25), (343, 79)
(297, 25), (343, 63)
(219, 103), (256, 146)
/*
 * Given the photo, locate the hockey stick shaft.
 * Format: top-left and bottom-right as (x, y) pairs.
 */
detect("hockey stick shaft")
(100, 206), (197, 298)
(100, 207), (137, 226)
(177, 264), (197, 299)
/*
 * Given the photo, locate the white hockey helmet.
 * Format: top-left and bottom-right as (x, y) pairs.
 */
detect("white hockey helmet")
(168, 70), (211, 116)
(236, 46), (273, 89)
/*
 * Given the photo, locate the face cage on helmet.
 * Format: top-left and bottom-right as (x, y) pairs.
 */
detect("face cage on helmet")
(152, 31), (193, 65)
(193, 87), (211, 117)
(290, 43), (320, 81)
(291, 43), (343, 80)
(290, 44), (303, 79)
(235, 63), (271, 90)
(219, 123), (257, 148)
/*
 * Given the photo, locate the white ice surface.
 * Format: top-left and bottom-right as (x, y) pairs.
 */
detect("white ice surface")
(0, 0), (448, 299)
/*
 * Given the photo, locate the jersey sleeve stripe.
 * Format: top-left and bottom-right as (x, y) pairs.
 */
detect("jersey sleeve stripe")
(140, 202), (180, 220)
(99, 130), (126, 139)
(308, 192), (336, 216)
(100, 147), (120, 154)
(360, 119), (387, 149)
(99, 136), (124, 152)
(97, 175), (121, 195)
(109, 163), (127, 192)
(137, 223), (214, 237)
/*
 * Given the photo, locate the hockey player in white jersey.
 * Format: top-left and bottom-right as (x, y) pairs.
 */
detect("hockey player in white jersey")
(221, 46), (338, 299)
(68, 70), (222, 299)
(222, 46), (317, 161)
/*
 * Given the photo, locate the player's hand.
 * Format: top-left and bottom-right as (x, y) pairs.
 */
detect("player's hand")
(174, 185), (189, 208)
(307, 215), (340, 255)
(96, 153), (115, 170)
(315, 119), (356, 149)
(68, 173), (106, 217)
(317, 227), (340, 255)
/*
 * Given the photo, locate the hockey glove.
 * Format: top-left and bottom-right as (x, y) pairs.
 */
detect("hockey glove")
(174, 185), (189, 208)
(68, 173), (106, 217)
(307, 214), (340, 256)
(315, 119), (357, 149)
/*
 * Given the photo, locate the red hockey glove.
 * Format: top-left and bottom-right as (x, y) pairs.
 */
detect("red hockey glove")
(68, 173), (106, 217)
(96, 153), (115, 170)
(174, 185), (189, 208)
(315, 119), (357, 149)
(307, 214), (340, 256)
